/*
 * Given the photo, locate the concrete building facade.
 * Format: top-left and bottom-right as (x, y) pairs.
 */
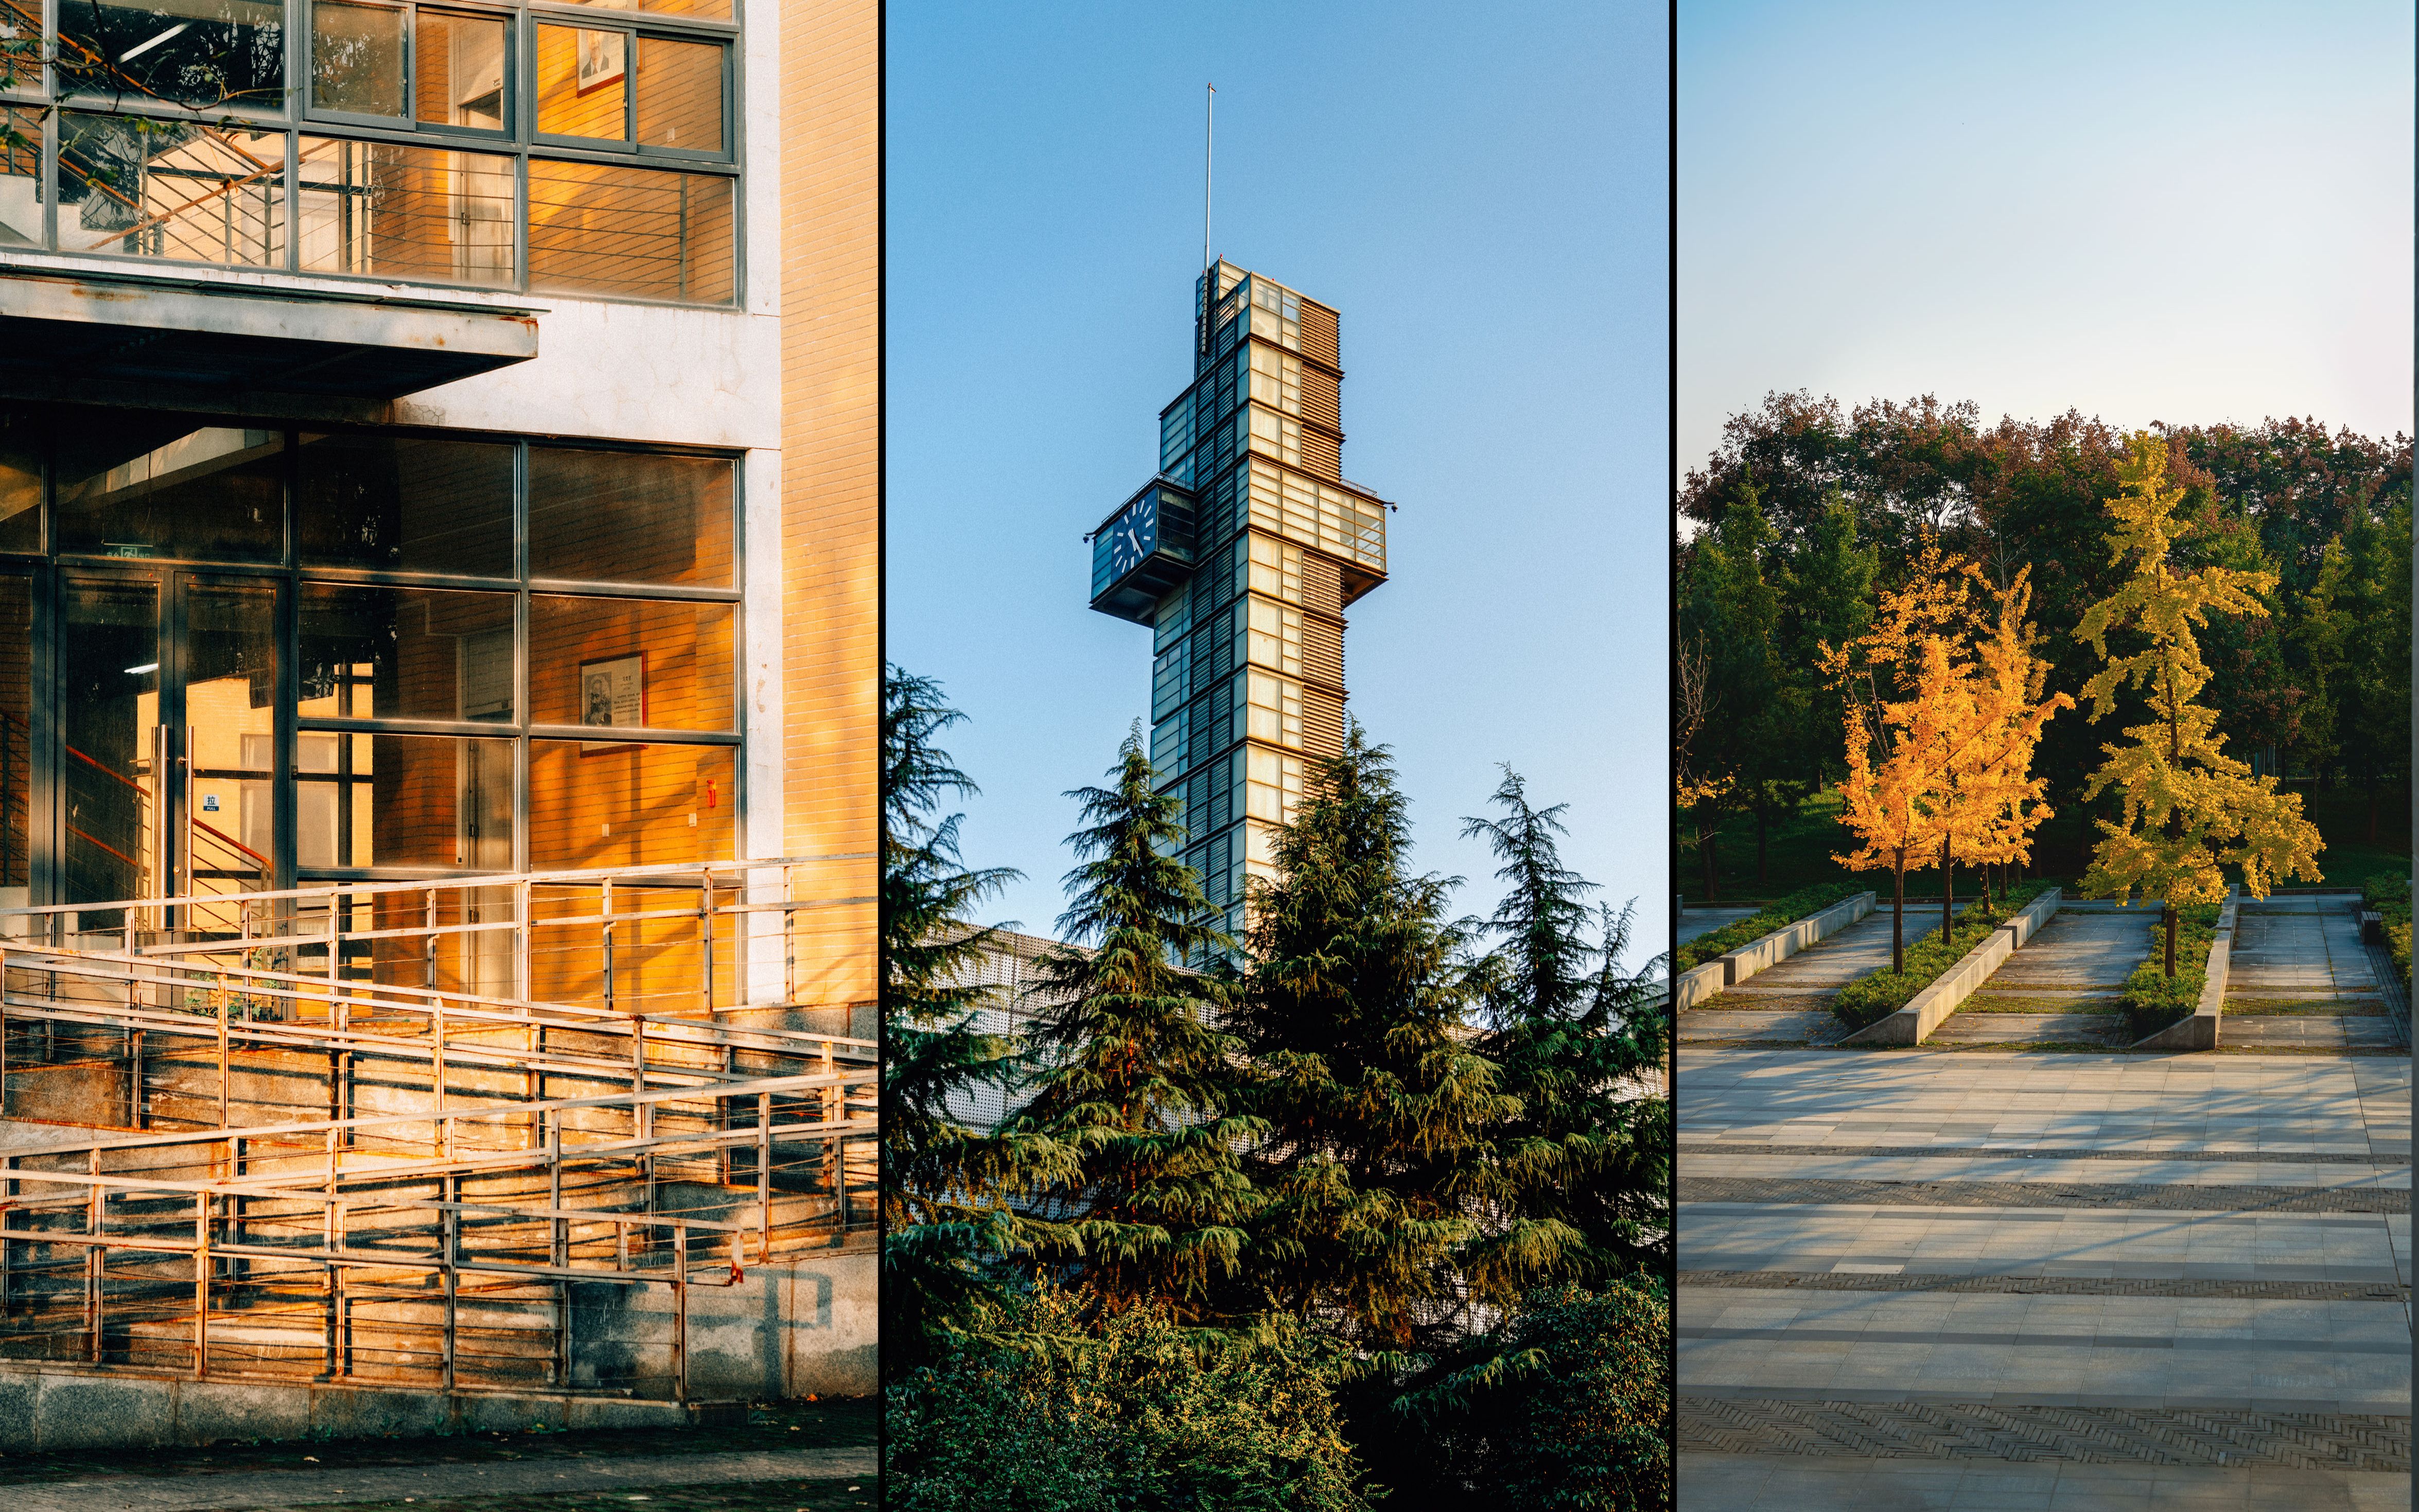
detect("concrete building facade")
(0, 0), (874, 1018)
(0, 0), (880, 1425)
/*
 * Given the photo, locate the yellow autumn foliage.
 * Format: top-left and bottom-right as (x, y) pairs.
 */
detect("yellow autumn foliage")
(2075, 434), (2323, 908)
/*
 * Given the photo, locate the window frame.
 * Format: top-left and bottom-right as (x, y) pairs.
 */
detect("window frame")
(9, 0), (741, 304)
(0, 408), (747, 889)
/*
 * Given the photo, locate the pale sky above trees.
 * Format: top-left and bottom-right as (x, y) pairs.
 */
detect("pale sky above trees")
(1680, 1), (2414, 471)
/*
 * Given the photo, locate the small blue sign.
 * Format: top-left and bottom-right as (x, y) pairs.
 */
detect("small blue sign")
(201, 795), (219, 812)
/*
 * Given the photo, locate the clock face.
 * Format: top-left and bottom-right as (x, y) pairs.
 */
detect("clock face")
(1108, 490), (1159, 579)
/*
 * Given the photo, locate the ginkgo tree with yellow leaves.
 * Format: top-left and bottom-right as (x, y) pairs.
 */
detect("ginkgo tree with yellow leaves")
(2074, 433), (2325, 975)
(1826, 546), (2069, 974)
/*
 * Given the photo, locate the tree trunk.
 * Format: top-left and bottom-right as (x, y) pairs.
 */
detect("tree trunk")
(1941, 834), (1953, 942)
(1698, 807), (1718, 904)
(2163, 903), (2178, 979)
(1892, 863), (1905, 975)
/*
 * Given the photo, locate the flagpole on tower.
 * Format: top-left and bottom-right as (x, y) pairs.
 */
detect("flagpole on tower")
(1204, 82), (1215, 273)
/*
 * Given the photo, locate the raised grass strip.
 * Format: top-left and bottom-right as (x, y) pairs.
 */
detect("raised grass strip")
(2118, 900), (2220, 1041)
(1831, 881), (2055, 1030)
(1676, 882), (1863, 972)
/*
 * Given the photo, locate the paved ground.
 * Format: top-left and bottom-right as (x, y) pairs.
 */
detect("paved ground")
(0, 1399), (875, 1512)
(2227, 896), (2404, 1053)
(1682, 904), (1956, 1046)
(2231, 899), (2376, 1001)
(1677, 1048), (2412, 1510)
(10, 1450), (877, 1511)
(1932, 906), (2151, 1048)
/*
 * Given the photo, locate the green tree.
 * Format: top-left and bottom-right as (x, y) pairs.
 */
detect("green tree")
(1014, 727), (1262, 1323)
(881, 667), (1069, 1375)
(1679, 483), (1807, 891)
(1462, 770), (1671, 1286)
(2075, 435), (2326, 973)
(885, 1282), (1374, 1512)
(1233, 722), (1513, 1355)
(2323, 493), (2412, 841)
(1778, 492), (1882, 793)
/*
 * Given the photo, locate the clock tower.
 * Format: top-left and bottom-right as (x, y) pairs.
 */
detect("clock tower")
(1087, 261), (1390, 940)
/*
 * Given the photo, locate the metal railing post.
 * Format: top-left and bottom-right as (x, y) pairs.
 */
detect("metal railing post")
(602, 878), (616, 1015)
(441, 1172), (458, 1391)
(86, 1148), (102, 1363)
(757, 1091), (771, 1262)
(672, 1223), (688, 1403)
(193, 1191), (208, 1380)
(698, 866), (714, 1015)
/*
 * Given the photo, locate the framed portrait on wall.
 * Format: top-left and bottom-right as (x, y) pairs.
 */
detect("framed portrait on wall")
(576, 29), (626, 94)
(581, 654), (644, 754)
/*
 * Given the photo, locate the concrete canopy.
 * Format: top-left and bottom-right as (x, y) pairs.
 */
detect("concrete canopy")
(0, 268), (539, 407)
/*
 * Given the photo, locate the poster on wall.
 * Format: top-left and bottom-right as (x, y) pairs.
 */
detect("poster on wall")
(576, 29), (626, 94)
(581, 654), (644, 754)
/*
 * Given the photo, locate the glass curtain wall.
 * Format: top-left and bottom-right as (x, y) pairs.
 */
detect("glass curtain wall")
(0, 0), (737, 301)
(0, 408), (742, 950)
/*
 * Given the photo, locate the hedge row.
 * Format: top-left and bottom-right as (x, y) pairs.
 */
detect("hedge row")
(1676, 883), (1864, 973)
(2365, 874), (2410, 995)
(1830, 881), (2056, 1030)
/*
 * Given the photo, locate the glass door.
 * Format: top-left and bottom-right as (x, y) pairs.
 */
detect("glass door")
(59, 571), (279, 926)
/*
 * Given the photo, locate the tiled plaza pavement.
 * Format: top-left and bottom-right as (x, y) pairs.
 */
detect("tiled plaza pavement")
(1933, 906), (2153, 1047)
(2227, 896), (2404, 1052)
(1677, 1048), (2413, 1509)
(1682, 903), (1962, 1046)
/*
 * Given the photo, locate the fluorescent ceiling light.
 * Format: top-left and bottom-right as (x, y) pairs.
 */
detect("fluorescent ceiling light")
(125, 663), (157, 674)
(119, 22), (188, 62)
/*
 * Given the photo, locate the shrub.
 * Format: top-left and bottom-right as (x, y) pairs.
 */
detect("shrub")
(1388, 1276), (1673, 1511)
(2358, 873), (2411, 993)
(1676, 883), (1862, 972)
(1830, 881), (2054, 1028)
(2119, 901), (2221, 1041)
(884, 1285), (1373, 1512)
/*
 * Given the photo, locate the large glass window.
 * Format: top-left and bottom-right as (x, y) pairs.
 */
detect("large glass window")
(296, 135), (518, 285)
(528, 446), (733, 586)
(15, 0), (737, 303)
(297, 431), (514, 576)
(57, 114), (290, 268)
(528, 595), (734, 731)
(56, 420), (285, 562)
(528, 738), (732, 869)
(0, 410), (742, 890)
(57, 0), (286, 110)
(300, 584), (517, 723)
(525, 159), (733, 304)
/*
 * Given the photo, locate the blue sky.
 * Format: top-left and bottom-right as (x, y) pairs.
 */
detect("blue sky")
(1680, 1), (2415, 471)
(886, 3), (1671, 959)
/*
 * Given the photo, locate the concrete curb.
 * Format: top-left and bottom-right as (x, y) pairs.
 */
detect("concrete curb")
(1675, 892), (1876, 1011)
(1840, 888), (2063, 1047)
(0, 1361), (706, 1451)
(2129, 887), (2238, 1052)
